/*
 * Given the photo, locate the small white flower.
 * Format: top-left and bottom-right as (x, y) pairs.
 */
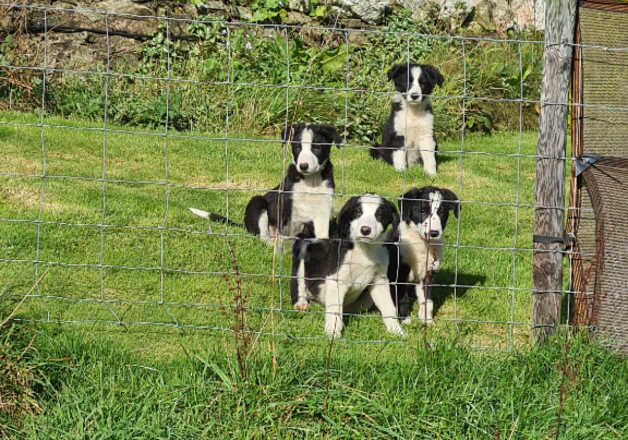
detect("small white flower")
(245, 42), (252, 50)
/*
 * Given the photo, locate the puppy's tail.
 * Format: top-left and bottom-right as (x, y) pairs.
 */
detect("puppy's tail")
(188, 207), (243, 228)
(369, 144), (382, 160)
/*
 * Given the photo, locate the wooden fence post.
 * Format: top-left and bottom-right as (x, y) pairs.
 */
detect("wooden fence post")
(532, 0), (576, 342)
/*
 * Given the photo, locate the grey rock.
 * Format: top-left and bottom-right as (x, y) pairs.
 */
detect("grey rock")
(203, 1), (229, 11)
(93, 0), (154, 15)
(342, 18), (365, 29)
(337, 0), (390, 24)
(284, 11), (314, 25)
(288, 0), (310, 13)
(396, 0), (544, 31)
(237, 6), (253, 21)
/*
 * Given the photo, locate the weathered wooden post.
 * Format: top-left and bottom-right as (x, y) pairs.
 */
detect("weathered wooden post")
(532, 0), (576, 342)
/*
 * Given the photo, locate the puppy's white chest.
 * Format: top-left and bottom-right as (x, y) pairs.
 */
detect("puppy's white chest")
(337, 245), (386, 300)
(393, 106), (433, 147)
(290, 179), (333, 229)
(399, 225), (437, 281)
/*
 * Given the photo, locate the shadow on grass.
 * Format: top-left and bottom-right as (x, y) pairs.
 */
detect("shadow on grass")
(431, 270), (487, 317)
(338, 270), (486, 328)
(434, 153), (458, 166)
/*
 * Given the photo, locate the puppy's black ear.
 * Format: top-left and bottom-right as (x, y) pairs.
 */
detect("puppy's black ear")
(389, 200), (400, 232)
(305, 240), (331, 263)
(297, 221), (316, 239)
(422, 65), (444, 87)
(398, 188), (423, 218)
(337, 197), (358, 239)
(281, 125), (292, 144)
(282, 124), (304, 144)
(387, 63), (405, 81)
(440, 188), (460, 218)
(317, 124), (343, 148)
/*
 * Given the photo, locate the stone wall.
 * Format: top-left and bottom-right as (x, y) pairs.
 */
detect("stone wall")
(0, 1), (545, 72)
(2, 1), (546, 34)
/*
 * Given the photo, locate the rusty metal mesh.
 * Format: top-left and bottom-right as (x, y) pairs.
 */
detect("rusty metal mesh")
(581, 158), (628, 352)
(569, 1), (628, 352)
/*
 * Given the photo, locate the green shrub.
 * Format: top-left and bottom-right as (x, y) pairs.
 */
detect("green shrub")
(0, 11), (543, 141)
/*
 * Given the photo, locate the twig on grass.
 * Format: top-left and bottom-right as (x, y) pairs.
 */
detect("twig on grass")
(224, 238), (249, 382)
(323, 328), (335, 418)
(0, 270), (50, 427)
(551, 333), (581, 440)
(1, 270), (49, 330)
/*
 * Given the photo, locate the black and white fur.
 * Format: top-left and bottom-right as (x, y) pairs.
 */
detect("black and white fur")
(190, 124), (342, 242)
(291, 194), (405, 339)
(370, 63), (444, 176)
(388, 186), (460, 324)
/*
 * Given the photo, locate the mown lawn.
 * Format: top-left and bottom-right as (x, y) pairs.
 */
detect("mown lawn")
(2, 111), (624, 438)
(0, 110), (539, 352)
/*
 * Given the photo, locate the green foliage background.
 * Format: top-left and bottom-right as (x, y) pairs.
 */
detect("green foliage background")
(0, 10), (543, 142)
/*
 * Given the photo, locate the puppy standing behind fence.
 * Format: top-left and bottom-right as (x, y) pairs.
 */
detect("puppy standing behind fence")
(387, 186), (460, 324)
(370, 63), (444, 176)
(291, 194), (406, 339)
(189, 123), (342, 242)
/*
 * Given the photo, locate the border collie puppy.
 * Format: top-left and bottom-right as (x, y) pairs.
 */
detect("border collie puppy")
(370, 63), (444, 176)
(190, 124), (341, 242)
(291, 194), (406, 339)
(388, 186), (460, 324)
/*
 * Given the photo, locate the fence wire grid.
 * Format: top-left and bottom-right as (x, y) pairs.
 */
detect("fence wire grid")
(0, 3), (620, 351)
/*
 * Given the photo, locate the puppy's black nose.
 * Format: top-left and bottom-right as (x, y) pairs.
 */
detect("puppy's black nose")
(299, 163), (309, 171)
(410, 93), (420, 100)
(429, 230), (440, 238)
(360, 226), (371, 236)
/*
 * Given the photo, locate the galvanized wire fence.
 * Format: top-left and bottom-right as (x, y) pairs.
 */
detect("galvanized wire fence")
(0, 3), (612, 351)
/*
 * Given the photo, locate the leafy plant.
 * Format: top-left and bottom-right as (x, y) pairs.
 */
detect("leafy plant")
(251, 0), (288, 23)
(0, 8), (543, 139)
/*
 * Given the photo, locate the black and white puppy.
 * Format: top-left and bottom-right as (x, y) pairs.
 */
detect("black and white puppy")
(291, 194), (405, 339)
(387, 186), (460, 324)
(370, 63), (444, 176)
(190, 123), (342, 242)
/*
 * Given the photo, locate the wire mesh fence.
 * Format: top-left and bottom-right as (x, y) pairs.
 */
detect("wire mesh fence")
(0, 2), (612, 351)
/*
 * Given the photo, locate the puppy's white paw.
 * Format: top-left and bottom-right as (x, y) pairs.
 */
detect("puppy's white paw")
(417, 307), (434, 325)
(324, 317), (343, 340)
(432, 259), (440, 272)
(401, 317), (412, 325)
(325, 326), (342, 340)
(392, 150), (407, 172)
(418, 316), (434, 325)
(423, 163), (437, 177)
(294, 300), (309, 312)
(386, 322), (407, 337)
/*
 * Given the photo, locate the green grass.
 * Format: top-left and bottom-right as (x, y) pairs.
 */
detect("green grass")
(2, 111), (625, 438)
(1, 323), (626, 438)
(1, 18), (543, 139)
(1, 110), (538, 351)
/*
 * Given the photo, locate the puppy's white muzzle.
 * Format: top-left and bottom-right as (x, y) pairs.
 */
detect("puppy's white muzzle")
(296, 151), (320, 175)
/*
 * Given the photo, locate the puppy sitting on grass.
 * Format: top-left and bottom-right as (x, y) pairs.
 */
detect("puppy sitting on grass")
(190, 123), (342, 243)
(370, 63), (444, 176)
(291, 194), (406, 339)
(387, 186), (460, 324)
